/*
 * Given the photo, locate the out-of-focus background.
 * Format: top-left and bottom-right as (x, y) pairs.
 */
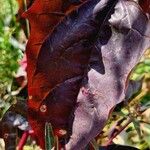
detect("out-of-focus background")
(0, 0), (150, 149)
(0, 0), (25, 117)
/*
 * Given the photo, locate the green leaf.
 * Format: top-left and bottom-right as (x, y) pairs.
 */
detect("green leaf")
(132, 119), (142, 139)
(45, 122), (54, 150)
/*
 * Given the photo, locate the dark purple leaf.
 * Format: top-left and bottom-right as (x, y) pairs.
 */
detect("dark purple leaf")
(28, 0), (118, 148)
(114, 77), (144, 111)
(66, 1), (150, 149)
(0, 100), (28, 150)
(125, 77), (144, 101)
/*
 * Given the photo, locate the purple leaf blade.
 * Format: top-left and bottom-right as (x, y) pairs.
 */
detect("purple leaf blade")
(66, 1), (150, 149)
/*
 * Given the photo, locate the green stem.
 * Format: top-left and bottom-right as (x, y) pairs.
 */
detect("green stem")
(23, 0), (30, 37)
(105, 117), (132, 146)
(8, 0), (13, 15)
(45, 123), (52, 150)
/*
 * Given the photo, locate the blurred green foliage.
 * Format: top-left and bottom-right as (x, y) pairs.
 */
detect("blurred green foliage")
(0, 0), (18, 16)
(0, 0), (23, 117)
(0, 0), (21, 83)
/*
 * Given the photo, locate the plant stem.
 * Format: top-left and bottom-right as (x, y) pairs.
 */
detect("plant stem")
(45, 122), (54, 150)
(105, 117), (132, 146)
(23, 0), (30, 37)
(17, 131), (29, 150)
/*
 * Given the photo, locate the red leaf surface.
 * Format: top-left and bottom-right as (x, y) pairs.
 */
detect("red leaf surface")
(139, 0), (150, 14)
(23, 0), (87, 148)
(28, 0), (101, 147)
(23, 0), (86, 86)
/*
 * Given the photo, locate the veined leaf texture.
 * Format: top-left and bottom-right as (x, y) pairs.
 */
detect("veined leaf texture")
(22, 0), (150, 149)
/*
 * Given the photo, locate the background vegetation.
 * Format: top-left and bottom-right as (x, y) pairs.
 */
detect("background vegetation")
(0, 0), (150, 149)
(0, 0), (24, 118)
